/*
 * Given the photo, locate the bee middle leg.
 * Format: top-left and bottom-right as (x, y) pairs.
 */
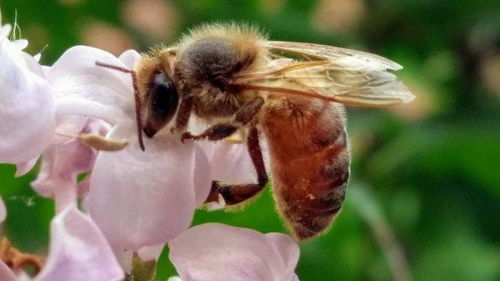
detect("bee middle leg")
(181, 96), (264, 142)
(205, 126), (268, 205)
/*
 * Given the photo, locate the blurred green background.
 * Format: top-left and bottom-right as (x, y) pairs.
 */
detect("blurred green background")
(1, 0), (499, 280)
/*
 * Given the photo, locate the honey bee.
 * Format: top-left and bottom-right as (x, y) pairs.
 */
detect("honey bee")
(97, 24), (414, 240)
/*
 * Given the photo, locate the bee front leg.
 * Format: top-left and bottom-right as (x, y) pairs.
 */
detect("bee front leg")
(171, 95), (194, 134)
(181, 124), (238, 142)
(205, 126), (268, 205)
(181, 96), (264, 142)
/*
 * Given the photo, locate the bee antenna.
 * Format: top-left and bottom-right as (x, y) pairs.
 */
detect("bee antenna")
(95, 61), (146, 151)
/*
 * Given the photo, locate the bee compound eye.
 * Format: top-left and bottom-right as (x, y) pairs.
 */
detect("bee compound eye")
(144, 71), (179, 138)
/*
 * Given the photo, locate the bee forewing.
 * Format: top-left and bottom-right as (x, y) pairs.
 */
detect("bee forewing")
(238, 41), (415, 107)
(263, 41), (402, 71)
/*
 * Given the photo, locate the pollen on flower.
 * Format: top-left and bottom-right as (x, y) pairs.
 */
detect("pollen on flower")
(56, 133), (129, 151)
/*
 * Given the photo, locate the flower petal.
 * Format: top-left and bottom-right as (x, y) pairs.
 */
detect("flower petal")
(118, 49), (141, 69)
(15, 157), (38, 177)
(0, 23), (12, 41)
(51, 115), (89, 145)
(47, 46), (135, 125)
(0, 43), (55, 164)
(168, 223), (300, 281)
(192, 144), (212, 206)
(31, 137), (95, 198)
(0, 260), (16, 281)
(88, 123), (211, 250)
(12, 39), (28, 50)
(112, 243), (166, 274)
(112, 248), (134, 274)
(137, 244), (165, 262)
(34, 205), (124, 281)
(205, 142), (257, 185)
(32, 120), (107, 212)
(265, 233), (300, 279)
(0, 196), (6, 224)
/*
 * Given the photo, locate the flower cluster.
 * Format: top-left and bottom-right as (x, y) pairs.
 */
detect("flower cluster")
(0, 10), (300, 281)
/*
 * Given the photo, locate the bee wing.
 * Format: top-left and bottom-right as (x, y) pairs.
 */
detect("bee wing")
(264, 41), (403, 70)
(234, 41), (414, 107)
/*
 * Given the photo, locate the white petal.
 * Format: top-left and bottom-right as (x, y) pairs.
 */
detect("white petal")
(0, 196), (6, 223)
(15, 157), (38, 177)
(20, 51), (44, 77)
(265, 233), (300, 279)
(11, 39), (28, 50)
(192, 144), (212, 206)
(32, 120), (105, 212)
(47, 46), (135, 125)
(113, 243), (165, 274)
(51, 115), (88, 146)
(34, 205), (124, 281)
(112, 248), (134, 274)
(168, 223), (300, 281)
(111, 243), (166, 274)
(88, 123), (211, 250)
(0, 24), (12, 41)
(0, 43), (55, 164)
(207, 142), (256, 185)
(137, 244), (165, 262)
(31, 137), (95, 199)
(16, 271), (33, 281)
(118, 49), (141, 69)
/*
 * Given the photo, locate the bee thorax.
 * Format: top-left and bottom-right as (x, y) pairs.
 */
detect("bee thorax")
(177, 37), (238, 90)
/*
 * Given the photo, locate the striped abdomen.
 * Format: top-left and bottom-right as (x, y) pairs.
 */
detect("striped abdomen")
(262, 97), (350, 240)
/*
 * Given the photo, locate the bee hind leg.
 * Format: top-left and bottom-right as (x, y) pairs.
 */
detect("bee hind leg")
(205, 126), (268, 205)
(181, 97), (264, 142)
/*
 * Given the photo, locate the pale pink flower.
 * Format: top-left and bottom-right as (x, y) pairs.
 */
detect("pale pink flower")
(0, 14), (56, 165)
(31, 120), (108, 212)
(190, 116), (261, 209)
(0, 20), (54, 277)
(46, 46), (212, 251)
(169, 223), (300, 281)
(114, 243), (165, 273)
(33, 205), (124, 281)
(0, 199), (123, 281)
(0, 11), (284, 280)
(187, 117), (258, 188)
(88, 126), (210, 250)
(201, 141), (257, 186)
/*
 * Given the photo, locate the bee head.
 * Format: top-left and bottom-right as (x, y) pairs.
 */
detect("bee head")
(96, 54), (179, 151)
(133, 55), (180, 141)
